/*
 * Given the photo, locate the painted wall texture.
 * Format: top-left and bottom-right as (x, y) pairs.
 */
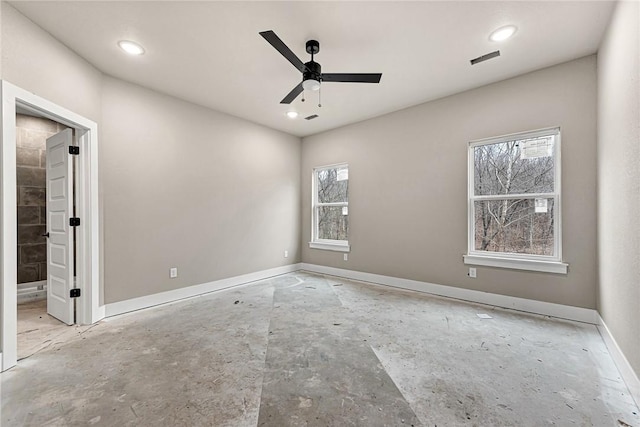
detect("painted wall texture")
(100, 77), (301, 303)
(1, 3), (102, 123)
(597, 0), (640, 380)
(302, 56), (598, 309)
(0, 1), (3, 78)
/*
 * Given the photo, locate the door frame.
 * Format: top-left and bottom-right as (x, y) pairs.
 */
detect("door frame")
(0, 80), (103, 371)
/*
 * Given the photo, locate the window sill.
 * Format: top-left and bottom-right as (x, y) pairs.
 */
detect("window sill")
(309, 241), (351, 253)
(463, 254), (568, 274)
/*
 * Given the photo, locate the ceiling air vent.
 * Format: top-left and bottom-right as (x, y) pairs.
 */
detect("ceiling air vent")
(470, 50), (500, 65)
(305, 114), (319, 120)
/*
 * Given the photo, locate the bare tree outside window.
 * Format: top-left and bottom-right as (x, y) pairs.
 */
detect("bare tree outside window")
(470, 131), (559, 258)
(313, 165), (349, 242)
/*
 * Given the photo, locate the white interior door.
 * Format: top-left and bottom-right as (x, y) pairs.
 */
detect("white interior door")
(46, 129), (75, 325)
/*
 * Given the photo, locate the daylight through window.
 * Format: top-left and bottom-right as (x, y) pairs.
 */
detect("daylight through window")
(310, 164), (350, 252)
(467, 128), (563, 269)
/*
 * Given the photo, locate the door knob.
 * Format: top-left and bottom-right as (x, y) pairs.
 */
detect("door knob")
(42, 232), (50, 238)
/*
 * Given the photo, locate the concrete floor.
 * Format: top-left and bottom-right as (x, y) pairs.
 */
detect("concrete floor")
(16, 299), (94, 361)
(2, 272), (638, 426)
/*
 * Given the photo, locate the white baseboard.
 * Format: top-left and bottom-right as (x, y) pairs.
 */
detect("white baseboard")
(300, 263), (599, 324)
(104, 261), (598, 325)
(17, 280), (46, 303)
(597, 315), (640, 408)
(105, 263), (302, 317)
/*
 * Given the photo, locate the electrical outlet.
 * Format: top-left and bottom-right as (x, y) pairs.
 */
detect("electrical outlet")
(284, 250), (288, 258)
(170, 267), (178, 278)
(344, 254), (348, 261)
(468, 267), (476, 278)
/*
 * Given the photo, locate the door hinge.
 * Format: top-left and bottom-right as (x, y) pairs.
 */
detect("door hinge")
(69, 146), (80, 155)
(70, 217), (81, 227)
(70, 288), (81, 298)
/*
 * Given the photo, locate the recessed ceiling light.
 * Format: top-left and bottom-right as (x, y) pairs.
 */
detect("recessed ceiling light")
(286, 111), (299, 119)
(489, 25), (517, 42)
(118, 40), (145, 55)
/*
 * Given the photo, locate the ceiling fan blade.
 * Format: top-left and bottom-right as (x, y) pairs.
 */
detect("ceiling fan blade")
(259, 30), (306, 73)
(321, 73), (382, 83)
(280, 82), (304, 104)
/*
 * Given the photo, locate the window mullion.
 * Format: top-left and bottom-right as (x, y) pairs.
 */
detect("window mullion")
(471, 192), (555, 201)
(317, 202), (348, 207)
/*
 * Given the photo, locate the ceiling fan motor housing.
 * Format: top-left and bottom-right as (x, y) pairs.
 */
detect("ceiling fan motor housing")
(303, 60), (322, 86)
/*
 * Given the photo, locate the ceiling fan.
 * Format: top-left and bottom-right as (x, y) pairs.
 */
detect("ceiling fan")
(259, 30), (382, 104)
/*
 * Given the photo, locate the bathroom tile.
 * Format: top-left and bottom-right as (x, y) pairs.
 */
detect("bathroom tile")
(17, 206), (40, 225)
(19, 187), (46, 206)
(17, 114), (58, 133)
(17, 128), (50, 149)
(39, 262), (48, 281)
(17, 167), (46, 187)
(20, 244), (47, 264)
(40, 150), (46, 168)
(17, 264), (40, 284)
(18, 225), (47, 245)
(17, 147), (41, 167)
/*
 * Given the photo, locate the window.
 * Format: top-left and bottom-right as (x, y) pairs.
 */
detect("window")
(309, 164), (350, 252)
(464, 128), (567, 274)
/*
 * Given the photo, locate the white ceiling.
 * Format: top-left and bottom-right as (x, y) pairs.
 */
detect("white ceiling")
(10, 1), (614, 137)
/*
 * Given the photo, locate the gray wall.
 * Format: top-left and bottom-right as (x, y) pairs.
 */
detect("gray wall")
(101, 77), (300, 303)
(0, 1), (3, 78)
(302, 56), (597, 309)
(1, 3), (102, 123)
(597, 1), (640, 378)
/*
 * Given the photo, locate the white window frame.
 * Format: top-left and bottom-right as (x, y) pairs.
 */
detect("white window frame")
(463, 127), (568, 274)
(309, 163), (350, 252)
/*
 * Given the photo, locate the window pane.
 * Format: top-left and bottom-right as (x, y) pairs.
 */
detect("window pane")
(474, 198), (555, 256)
(317, 167), (348, 203)
(318, 206), (348, 241)
(474, 136), (555, 196)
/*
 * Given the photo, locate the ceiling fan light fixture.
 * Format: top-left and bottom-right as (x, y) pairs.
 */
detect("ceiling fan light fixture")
(118, 40), (145, 55)
(286, 111), (299, 119)
(302, 78), (321, 91)
(489, 25), (517, 42)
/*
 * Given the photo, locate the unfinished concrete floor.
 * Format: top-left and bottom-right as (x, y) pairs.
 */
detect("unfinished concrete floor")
(16, 299), (94, 362)
(2, 272), (638, 426)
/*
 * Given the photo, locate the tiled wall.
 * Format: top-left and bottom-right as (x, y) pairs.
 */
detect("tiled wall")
(16, 114), (68, 284)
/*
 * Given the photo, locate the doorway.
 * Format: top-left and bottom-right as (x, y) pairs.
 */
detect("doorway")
(15, 113), (74, 360)
(1, 80), (103, 371)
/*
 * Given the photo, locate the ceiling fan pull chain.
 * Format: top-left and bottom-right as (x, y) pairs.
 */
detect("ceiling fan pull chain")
(302, 89), (305, 102)
(318, 86), (322, 108)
